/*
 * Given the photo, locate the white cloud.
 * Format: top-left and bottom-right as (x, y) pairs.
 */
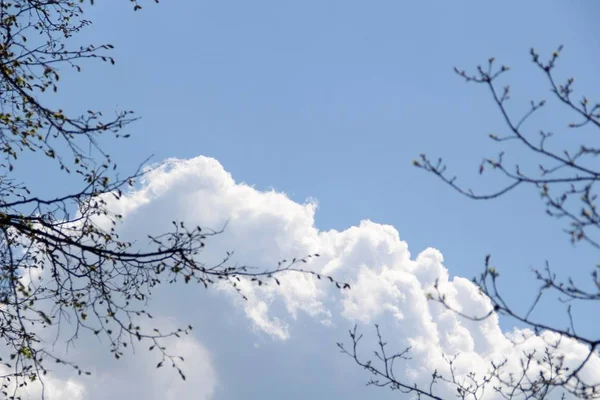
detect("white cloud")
(81, 317), (217, 400)
(0, 366), (85, 400)
(27, 318), (217, 400)
(22, 155), (598, 399)
(111, 334), (215, 400)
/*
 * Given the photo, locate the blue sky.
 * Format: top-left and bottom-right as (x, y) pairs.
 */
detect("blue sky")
(15, 1), (600, 399)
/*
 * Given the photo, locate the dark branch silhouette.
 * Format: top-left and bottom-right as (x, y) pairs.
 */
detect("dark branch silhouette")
(0, 1), (349, 398)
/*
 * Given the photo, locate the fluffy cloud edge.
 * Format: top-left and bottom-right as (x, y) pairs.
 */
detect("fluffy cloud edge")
(23, 154), (597, 399)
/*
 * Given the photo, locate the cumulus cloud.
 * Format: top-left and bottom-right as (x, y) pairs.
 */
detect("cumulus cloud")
(7, 316), (218, 400)
(0, 365), (85, 400)
(25, 155), (598, 399)
(82, 327), (217, 400)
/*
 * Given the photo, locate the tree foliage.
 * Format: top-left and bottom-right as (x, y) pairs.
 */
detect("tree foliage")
(0, 1), (348, 398)
(341, 47), (600, 399)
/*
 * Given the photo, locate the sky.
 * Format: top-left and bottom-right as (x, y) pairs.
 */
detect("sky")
(9, 1), (600, 399)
